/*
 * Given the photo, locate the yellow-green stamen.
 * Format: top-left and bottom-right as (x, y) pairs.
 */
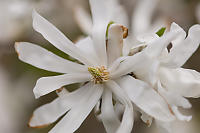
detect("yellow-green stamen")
(88, 66), (109, 84)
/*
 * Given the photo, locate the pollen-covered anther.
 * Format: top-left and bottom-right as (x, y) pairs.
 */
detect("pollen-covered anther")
(88, 66), (110, 84)
(120, 25), (128, 39)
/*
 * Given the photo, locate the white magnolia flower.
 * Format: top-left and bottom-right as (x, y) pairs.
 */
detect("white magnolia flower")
(125, 21), (200, 132)
(75, 0), (200, 132)
(15, 0), (177, 133)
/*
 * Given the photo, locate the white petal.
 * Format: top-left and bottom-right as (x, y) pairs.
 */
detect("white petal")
(56, 87), (69, 97)
(161, 24), (200, 68)
(106, 0), (129, 27)
(111, 51), (154, 79)
(159, 67), (200, 98)
(136, 33), (159, 43)
(132, 0), (158, 34)
(133, 58), (160, 86)
(89, 0), (108, 66)
(106, 80), (134, 133)
(110, 52), (145, 78)
(29, 83), (92, 127)
(15, 42), (87, 73)
(114, 102), (124, 120)
(89, 0), (108, 26)
(49, 84), (103, 133)
(157, 81), (192, 121)
(76, 37), (99, 66)
(107, 24), (124, 66)
(94, 100), (102, 121)
(144, 23), (183, 59)
(122, 36), (138, 56)
(157, 81), (192, 109)
(171, 106), (192, 121)
(32, 10), (94, 66)
(140, 111), (153, 127)
(74, 6), (92, 35)
(33, 73), (90, 99)
(170, 22), (186, 46)
(117, 76), (175, 121)
(101, 89), (120, 133)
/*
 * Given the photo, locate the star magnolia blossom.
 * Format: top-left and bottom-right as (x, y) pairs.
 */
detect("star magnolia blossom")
(14, 0), (181, 133)
(75, 0), (200, 132)
(125, 22), (200, 132)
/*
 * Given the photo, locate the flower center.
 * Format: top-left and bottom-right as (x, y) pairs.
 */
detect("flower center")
(88, 66), (109, 84)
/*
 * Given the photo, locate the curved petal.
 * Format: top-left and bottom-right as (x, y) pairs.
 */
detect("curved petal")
(140, 111), (153, 127)
(111, 52), (151, 78)
(117, 75), (175, 121)
(33, 73), (90, 99)
(32, 10), (94, 66)
(171, 106), (192, 121)
(157, 81), (192, 122)
(144, 23), (183, 59)
(132, 0), (158, 34)
(106, 80), (134, 133)
(56, 87), (69, 97)
(161, 24), (200, 68)
(101, 89), (120, 133)
(157, 81), (191, 109)
(15, 42), (87, 74)
(107, 24), (124, 66)
(159, 67), (200, 98)
(29, 83), (93, 127)
(49, 84), (103, 133)
(74, 6), (92, 35)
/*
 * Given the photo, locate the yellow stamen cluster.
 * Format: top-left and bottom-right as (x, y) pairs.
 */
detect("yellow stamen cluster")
(88, 66), (109, 84)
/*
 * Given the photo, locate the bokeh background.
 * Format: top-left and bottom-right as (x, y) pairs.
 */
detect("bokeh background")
(1, 0), (200, 133)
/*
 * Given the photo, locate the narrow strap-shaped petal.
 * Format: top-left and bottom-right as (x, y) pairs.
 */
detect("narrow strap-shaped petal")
(117, 75), (175, 121)
(132, 0), (158, 34)
(75, 0), (128, 35)
(76, 37), (99, 66)
(107, 24), (124, 66)
(159, 67), (200, 98)
(106, 80), (134, 133)
(161, 24), (200, 68)
(74, 6), (92, 35)
(110, 52), (148, 78)
(29, 83), (93, 127)
(33, 73), (91, 99)
(15, 42), (87, 73)
(106, 0), (128, 27)
(101, 89), (120, 133)
(171, 106), (192, 121)
(32, 10), (94, 66)
(89, 0), (109, 66)
(49, 84), (103, 133)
